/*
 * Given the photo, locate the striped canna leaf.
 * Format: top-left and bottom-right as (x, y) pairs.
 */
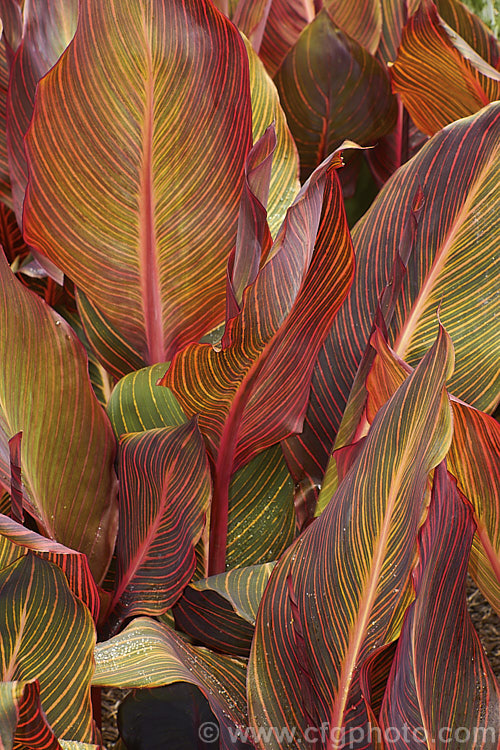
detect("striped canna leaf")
(390, 0), (500, 136)
(366, 327), (500, 618)
(23, 0), (253, 376)
(93, 617), (250, 750)
(275, 9), (397, 182)
(380, 462), (500, 747)
(173, 563), (276, 656)
(0, 517), (100, 622)
(107, 420), (211, 629)
(6, 0), (77, 228)
(286, 102), (500, 518)
(0, 555), (97, 743)
(248, 326), (454, 748)
(163, 150), (355, 573)
(0, 680), (60, 750)
(0, 250), (117, 583)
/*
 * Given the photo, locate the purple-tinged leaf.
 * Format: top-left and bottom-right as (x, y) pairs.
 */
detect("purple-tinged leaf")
(108, 420), (211, 628)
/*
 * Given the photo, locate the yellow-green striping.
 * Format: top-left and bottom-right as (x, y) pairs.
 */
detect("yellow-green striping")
(191, 562), (276, 623)
(107, 362), (186, 438)
(244, 35), (300, 239)
(226, 444), (295, 569)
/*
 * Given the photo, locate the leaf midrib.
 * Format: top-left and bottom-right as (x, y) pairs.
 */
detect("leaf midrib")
(393, 149), (498, 360)
(139, 22), (164, 364)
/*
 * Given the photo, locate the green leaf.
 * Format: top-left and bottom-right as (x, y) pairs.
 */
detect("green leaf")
(248, 327), (454, 746)
(107, 363), (186, 438)
(0, 555), (97, 742)
(23, 0), (253, 375)
(93, 617), (249, 750)
(226, 445), (295, 569)
(0, 251), (118, 583)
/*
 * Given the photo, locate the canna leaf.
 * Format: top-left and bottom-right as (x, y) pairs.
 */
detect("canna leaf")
(107, 363), (186, 438)
(0, 680), (60, 750)
(0, 555), (97, 743)
(366, 328), (500, 617)
(380, 463), (500, 745)
(0, 250), (117, 583)
(248, 326), (454, 747)
(23, 0), (253, 376)
(244, 41), (300, 240)
(233, 0), (273, 52)
(226, 444), (295, 569)
(6, 0), (77, 227)
(108, 420), (211, 628)
(163, 151), (354, 573)
(93, 617), (250, 750)
(390, 0), (500, 136)
(259, 0), (315, 77)
(286, 102), (500, 515)
(0, 34), (11, 208)
(173, 563), (275, 657)
(0, 516), (100, 622)
(275, 9), (397, 181)
(437, 0), (500, 66)
(323, 0), (382, 54)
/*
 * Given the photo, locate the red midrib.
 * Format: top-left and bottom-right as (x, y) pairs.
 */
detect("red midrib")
(139, 42), (164, 364)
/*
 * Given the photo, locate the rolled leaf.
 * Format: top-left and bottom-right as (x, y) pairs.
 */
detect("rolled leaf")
(93, 617), (250, 750)
(248, 326), (454, 747)
(0, 250), (117, 583)
(233, 0), (273, 52)
(0, 515), (100, 622)
(0, 555), (97, 742)
(227, 124), (275, 316)
(0, 680), (60, 750)
(0, 35), (11, 208)
(163, 151), (354, 573)
(109, 421), (211, 626)
(380, 463), (500, 746)
(286, 102), (500, 516)
(390, 0), (500, 136)
(437, 0), (500, 65)
(23, 0), (253, 375)
(275, 9), (397, 181)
